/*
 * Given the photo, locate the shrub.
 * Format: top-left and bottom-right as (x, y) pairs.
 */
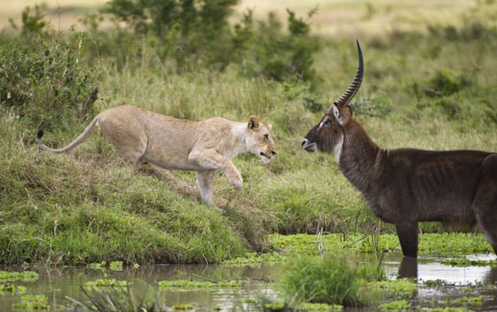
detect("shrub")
(280, 252), (385, 306)
(0, 34), (97, 131)
(424, 69), (472, 97)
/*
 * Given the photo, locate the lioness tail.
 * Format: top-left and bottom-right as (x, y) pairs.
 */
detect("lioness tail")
(37, 116), (99, 153)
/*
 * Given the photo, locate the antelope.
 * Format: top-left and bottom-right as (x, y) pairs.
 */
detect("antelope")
(302, 40), (497, 258)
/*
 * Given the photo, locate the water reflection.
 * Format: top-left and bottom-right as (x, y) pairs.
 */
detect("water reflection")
(397, 257), (418, 279)
(2, 255), (497, 312)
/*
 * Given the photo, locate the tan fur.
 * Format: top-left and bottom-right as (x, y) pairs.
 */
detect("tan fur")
(37, 105), (277, 206)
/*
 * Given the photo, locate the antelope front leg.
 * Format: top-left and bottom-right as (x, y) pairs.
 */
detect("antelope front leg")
(188, 149), (243, 188)
(395, 222), (419, 258)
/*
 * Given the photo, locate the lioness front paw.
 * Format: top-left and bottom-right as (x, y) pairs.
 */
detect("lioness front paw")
(233, 178), (243, 189)
(228, 173), (243, 189)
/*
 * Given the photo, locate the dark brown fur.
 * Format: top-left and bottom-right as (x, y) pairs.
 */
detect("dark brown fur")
(302, 41), (497, 258)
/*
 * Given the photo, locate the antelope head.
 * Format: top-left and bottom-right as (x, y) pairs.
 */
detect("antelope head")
(302, 40), (364, 160)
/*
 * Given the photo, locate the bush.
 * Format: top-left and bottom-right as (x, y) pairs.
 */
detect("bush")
(424, 69), (472, 97)
(0, 34), (97, 131)
(280, 252), (385, 306)
(96, 2), (320, 83)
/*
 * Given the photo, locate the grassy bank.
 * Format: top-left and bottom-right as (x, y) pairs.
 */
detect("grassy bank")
(1, 0), (497, 264)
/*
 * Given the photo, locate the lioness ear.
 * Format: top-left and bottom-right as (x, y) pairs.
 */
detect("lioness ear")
(248, 115), (260, 130)
(332, 105), (349, 126)
(267, 123), (272, 130)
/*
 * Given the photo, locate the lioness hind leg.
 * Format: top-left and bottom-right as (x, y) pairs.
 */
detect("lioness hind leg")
(197, 170), (216, 205)
(98, 116), (148, 168)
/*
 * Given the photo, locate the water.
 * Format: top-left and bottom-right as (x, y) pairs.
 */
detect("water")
(1, 254), (497, 312)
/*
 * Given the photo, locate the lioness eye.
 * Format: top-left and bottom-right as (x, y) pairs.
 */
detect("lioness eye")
(264, 134), (270, 141)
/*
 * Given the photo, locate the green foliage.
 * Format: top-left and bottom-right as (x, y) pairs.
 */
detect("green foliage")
(0, 271), (39, 282)
(0, 33), (96, 131)
(88, 261), (107, 270)
(86, 278), (129, 289)
(419, 308), (474, 312)
(296, 302), (343, 311)
(9, 5), (48, 39)
(13, 294), (50, 310)
(279, 252), (384, 307)
(379, 300), (411, 311)
(448, 296), (483, 306)
(440, 258), (496, 267)
(0, 284), (26, 295)
(424, 69), (472, 97)
(72, 284), (160, 312)
(109, 260), (124, 271)
(371, 279), (417, 299)
(173, 304), (194, 310)
(247, 10), (319, 83)
(158, 280), (240, 289)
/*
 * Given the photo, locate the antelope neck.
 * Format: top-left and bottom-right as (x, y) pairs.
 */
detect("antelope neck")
(338, 120), (382, 196)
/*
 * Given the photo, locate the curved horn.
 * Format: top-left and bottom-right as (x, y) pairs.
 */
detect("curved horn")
(330, 39), (364, 109)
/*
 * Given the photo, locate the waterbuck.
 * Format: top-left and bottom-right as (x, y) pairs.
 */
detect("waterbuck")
(301, 40), (497, 258)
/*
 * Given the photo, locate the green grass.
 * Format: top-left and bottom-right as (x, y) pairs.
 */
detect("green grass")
(2, 0), (497, 265)
(279, 252), (383, 307)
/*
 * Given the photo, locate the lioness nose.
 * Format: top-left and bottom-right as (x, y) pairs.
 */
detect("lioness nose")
(271, 151), (277, 156)
(301, 139), (308, 148)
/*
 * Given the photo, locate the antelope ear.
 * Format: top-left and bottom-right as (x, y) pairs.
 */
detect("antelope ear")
(332, 105), (349, 126)
(248, 115), (260, 130)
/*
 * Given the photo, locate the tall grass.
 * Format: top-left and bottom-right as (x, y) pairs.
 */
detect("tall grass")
(1, 0), (497, 264)
(279, 251), (384, 307)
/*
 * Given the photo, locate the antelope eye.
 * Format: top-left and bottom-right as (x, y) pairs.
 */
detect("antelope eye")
(324, 120), (332, 126)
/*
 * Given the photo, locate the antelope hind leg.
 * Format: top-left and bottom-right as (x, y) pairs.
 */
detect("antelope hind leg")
(395, 222), (419, 258)
(473, 154), (497, 255)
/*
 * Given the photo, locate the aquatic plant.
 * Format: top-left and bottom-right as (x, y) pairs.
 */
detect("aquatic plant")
(423, 279), (450, 288)
(296, 302), (343, 311)
(0, 271), (39, 282)
(418, 308), (474, 312)
(158, 280), (240, 289)
(85, 278), (129, 289)
(88, 261), (107, 270)
(371, 279), (417, 299)
(447, 296), (483, 306)
(13, 294), (50, 310)
(109, 261), (124, 271)
(279, 251), (384, 307)
(379, 300), (411, 311)
(69, 284), (162, 312)
(0, 284), (26, 295)
(223, 252), (281, 265)
(172, 304), (194, 310)
(441, 258), (496, 267)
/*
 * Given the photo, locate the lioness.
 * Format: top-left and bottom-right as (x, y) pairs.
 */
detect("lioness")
(37, 105), (277, 205)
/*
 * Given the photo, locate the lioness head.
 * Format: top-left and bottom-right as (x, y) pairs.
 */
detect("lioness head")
(246, 116), (277, 164)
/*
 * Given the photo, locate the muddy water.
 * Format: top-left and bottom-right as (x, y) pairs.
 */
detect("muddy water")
(1, 253), (497, 312)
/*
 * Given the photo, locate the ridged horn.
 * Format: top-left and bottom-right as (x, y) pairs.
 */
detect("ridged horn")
(329, 39), (364, 110)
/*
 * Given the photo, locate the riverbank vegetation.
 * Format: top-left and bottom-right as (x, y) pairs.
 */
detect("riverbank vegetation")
(2, 0), (497, 265)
